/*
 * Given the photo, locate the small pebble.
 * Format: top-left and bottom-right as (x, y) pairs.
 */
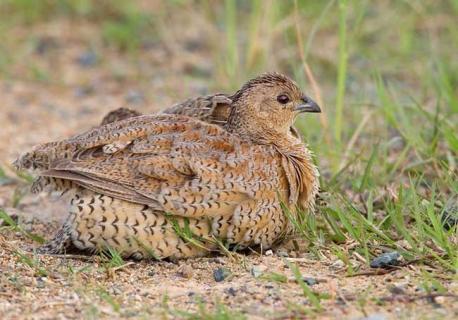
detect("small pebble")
(303, 277), (318, 286)
(265, 249), (273, 256)
(370, 251), (402, 269)
(250, 266), (263, 278)
(225, 287), (237, 296)
(426, 295), (442, 308)
(178, 265), (193, 279)
(435, 296), (446, 304)
(388, 285), (405, 295)
(36, 277), (46, 289)
(110, 286), (123, 295)
(213, 267), (232, 282)
(76, 50), (98, 67)
(336, 297), (346, 306)
(276, 249), (289, 257)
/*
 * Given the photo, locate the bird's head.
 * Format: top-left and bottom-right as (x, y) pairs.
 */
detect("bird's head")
(226, 72), (320, 143)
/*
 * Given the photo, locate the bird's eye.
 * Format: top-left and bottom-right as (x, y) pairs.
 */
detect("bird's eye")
(277, 94), (290, 104)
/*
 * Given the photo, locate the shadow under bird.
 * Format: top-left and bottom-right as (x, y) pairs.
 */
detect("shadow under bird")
(14, 72), (321, 259)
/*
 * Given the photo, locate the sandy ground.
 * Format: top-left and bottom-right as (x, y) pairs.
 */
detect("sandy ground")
(0, 18), (457, 320)
(1, 223), (456, 319)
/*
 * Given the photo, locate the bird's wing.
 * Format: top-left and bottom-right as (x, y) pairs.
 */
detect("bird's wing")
(18, 114), (284, 220)
(161, 93), (232, 125)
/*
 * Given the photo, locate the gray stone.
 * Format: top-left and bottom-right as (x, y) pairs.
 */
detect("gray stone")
(370, 251), (402, 268)
(213, 267), (232, 282)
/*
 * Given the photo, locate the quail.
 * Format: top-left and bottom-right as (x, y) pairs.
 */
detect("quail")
(15, 72), (321, 259)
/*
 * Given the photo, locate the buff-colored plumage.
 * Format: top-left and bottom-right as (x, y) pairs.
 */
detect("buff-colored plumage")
(15, 73), (320, 259)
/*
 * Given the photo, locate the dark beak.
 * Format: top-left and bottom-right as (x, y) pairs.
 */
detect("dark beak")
(295, 96), (321, 113)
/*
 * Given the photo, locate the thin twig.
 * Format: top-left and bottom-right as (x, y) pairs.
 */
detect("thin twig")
(352, 251), (367, 264)
(347, 267), (400, 277)
(111, 261), (135, 272)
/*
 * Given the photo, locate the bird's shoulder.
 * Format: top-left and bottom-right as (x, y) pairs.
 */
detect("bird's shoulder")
(162, 93), (232, 124)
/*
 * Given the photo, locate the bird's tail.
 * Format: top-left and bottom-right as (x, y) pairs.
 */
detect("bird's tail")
(13, 141), (76, 171)
(13, 142), (55, 171)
